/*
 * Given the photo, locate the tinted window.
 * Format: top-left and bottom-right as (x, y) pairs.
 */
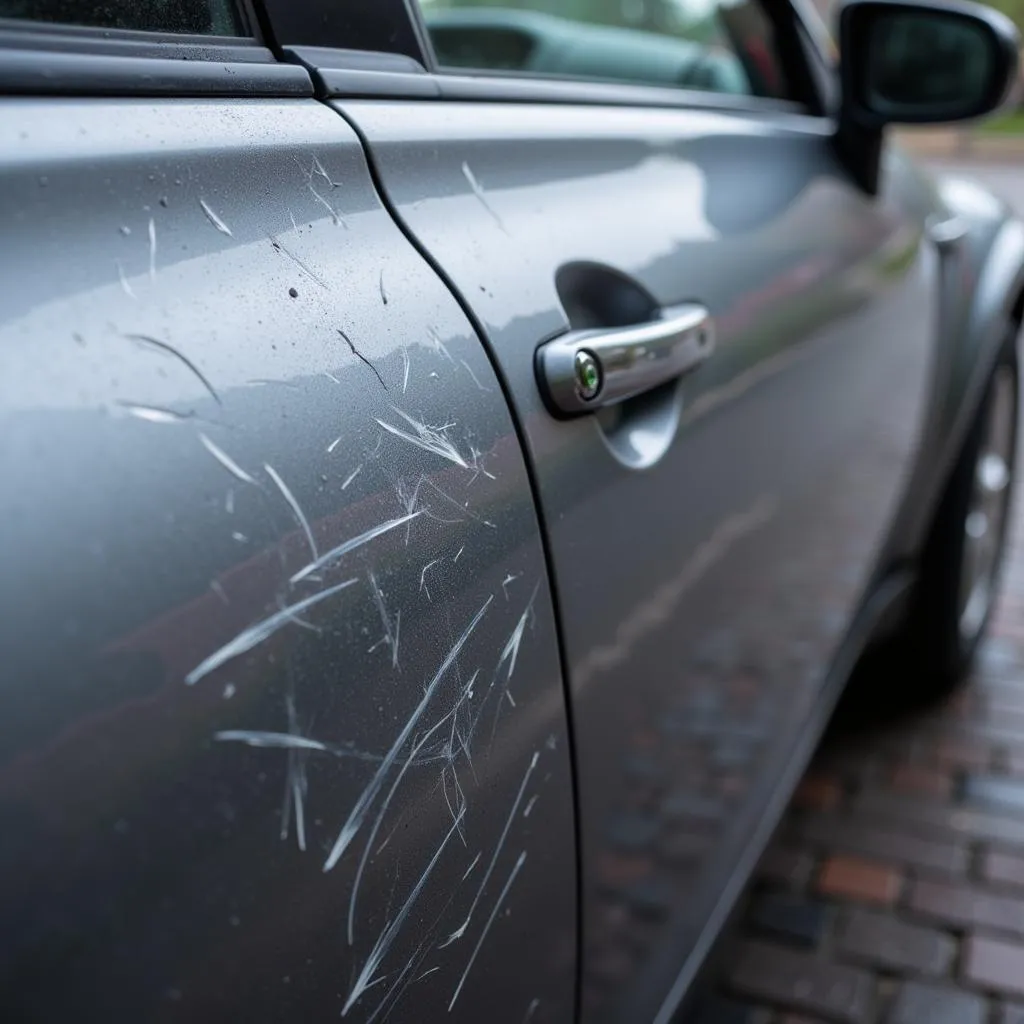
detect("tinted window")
(418, 0), (791, 99)
(0, 0), (241, 35)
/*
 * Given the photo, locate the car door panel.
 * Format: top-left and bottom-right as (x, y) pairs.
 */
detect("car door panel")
(343, 99), (936, 1022)
(0, 97), (576, 1024)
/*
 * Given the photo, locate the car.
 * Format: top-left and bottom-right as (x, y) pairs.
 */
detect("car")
(0, 0), (1021, 1021)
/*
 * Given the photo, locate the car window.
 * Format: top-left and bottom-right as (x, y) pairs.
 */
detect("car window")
(0, 0), (242, 35)
(416, 0), (792, 99)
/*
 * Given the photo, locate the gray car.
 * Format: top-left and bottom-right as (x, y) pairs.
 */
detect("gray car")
(1, 0), (1022, 1021)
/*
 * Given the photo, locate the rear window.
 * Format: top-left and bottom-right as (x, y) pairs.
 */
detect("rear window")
(0, 0), (242, 35)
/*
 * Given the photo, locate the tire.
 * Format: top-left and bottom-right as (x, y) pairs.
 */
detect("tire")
(896, 323), (1020, 701)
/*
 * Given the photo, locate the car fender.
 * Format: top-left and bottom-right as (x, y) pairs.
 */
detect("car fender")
(889, 169), (1024, 569)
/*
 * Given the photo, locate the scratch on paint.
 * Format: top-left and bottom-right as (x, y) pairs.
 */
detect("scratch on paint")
(459, 358), (492, 392)
(309, 183), (343, 226)
(339, 328), (388, 391)
(428, 325), (455, 364)
(454, 546), (465, 564)
(185, 577), (357, 684)
(199, 433), (259, 486)
(290, 510), (423, 585)
(328, 435), (344, 454)
(116, 260), (136, 298)
(440, 751), (537, 948)
(341, 465), (362, 490)
(215, 730), (331, 752)
(523, 998), (541, 1023)
(311, 154), (341, 189)
(501, 573), (521, 599)
(375, 408), (469, 469)
(462, 851), (482, 880)
(126, 333), (222, 406)
(264, 462), (318, 560)
(448, 851), (527, 1010)
(461, 161), (508, 234)
(522, 794), (538, 818)
(367, 570), (400, 669)
(419, 559), (440, 601)
(496, 590), (536, 684)
(279, 695), (310, 852)
(116, 401), (192, 424)
(323, 596), (492, 872)
(270, 234), (329, 290)
(401, 347), (410, 394)
(342, 809), (466, 1015)
(346, 714), (458, 945)
(379, 270), (388, 305)
(148, 217), (157, 281)
(199, 198), (233, 237)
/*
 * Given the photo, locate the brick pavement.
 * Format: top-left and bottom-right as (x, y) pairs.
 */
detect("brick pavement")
(690, 487), (1024, 1022)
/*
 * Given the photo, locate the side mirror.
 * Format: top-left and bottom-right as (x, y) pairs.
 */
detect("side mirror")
(834, 0), (1019, 192)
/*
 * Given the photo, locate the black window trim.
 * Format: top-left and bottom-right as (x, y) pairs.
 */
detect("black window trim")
(0, 5), (313, 97)
(268, 0), (830, 120)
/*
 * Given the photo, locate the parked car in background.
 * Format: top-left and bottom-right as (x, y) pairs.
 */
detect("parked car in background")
(1, 0), (1021, 1021)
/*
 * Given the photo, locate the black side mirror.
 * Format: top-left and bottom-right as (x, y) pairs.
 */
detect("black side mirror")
(834, 0), (1019, 192)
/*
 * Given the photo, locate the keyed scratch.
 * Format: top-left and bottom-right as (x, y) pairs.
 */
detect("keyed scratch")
(185, 577), (357, 685)
(264, 462), (318, 560)
(419, 559), (440, 601)
(461, 161), (509, 234)
(375, 407), (469, 469)
(199, 198), (233, 237)
(199, 433), (259, 486)
(342, 808), (466, 1015)
(448, 850), (528, 1010)
(290, 510), (423, 585)
(126, 332), (222, 406)
(440, 750), (538, 948)
(339, 328), (388, 391)
(147, 217), (157, 281)
(323, 596), (492, 872)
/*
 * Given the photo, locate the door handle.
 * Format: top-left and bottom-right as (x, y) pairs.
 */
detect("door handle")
(536, 303), (714, 416)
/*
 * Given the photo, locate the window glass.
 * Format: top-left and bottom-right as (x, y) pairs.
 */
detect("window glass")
(417, 0), (791, 99)
(0, 0), (242, 35)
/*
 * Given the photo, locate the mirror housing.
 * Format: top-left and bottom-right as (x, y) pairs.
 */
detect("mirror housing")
(834, 0), (1020, 192)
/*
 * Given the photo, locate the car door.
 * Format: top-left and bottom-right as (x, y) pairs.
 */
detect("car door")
(0, 7), (577, 1024)
(301, 1), (938, 1020)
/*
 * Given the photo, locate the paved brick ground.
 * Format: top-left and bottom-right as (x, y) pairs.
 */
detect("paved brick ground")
(688, 429), (1024, 1021)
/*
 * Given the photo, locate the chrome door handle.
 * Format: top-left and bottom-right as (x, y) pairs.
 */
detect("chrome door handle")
(536, 303), (714, 416)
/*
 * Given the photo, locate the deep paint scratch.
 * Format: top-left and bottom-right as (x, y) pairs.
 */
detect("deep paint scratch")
(341, 465), (362, 490)
(375, 408), (469, 469)
(440, 751), (537, 947)
(264, 462), (318, 560)
(147, 217), (157, 280)
(199, 198), (233, 237)
(419, 559), (440, 601)
(339, 328), (388, 391)
(290, 510), (422, 585)
(461, 161), (508, 234)
(342, 809), (466, 1015)
(459, 359), (491, 392)
(126, 333), (222, 406)
(116, 260), (136, 298)
(323, 596), (492, 872)
(448, 851), (527, 1010)
(199, 433), (259, 486)
(116, 401), (192, 424)
(270, 233), (329, 289)
(185, 577), (357, 684)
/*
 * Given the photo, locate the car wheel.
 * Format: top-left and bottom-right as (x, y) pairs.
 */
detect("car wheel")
(903, 323), (1020, 697)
